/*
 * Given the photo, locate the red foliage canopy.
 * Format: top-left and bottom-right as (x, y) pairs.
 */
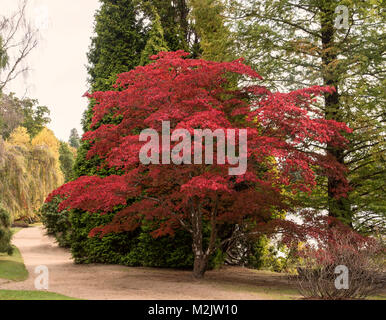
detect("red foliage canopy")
(47, 51), (351, 240)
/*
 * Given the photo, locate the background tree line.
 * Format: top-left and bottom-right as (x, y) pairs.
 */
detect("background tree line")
(0, 1), (82, 229)
(0, 92), (80, 222)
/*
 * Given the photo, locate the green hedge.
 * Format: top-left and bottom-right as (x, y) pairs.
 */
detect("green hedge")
(39, 197), (72, 248)
(68, 208), (139, 264)
(0, 203), (13, 255)
(40, 197), (224, 269)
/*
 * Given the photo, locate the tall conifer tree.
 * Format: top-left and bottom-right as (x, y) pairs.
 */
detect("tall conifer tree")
(140, 10), (169, 65)
(75, 0), (146, 177)
(230, 0), (385, 231)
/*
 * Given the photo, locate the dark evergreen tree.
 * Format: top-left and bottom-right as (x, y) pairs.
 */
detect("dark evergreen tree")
(75, 0), (146, 177)
(140, 0), (189, 51)
(140, 0), (202, 57)
(140, 10), (169, 65)
(87, 0), (147, 93)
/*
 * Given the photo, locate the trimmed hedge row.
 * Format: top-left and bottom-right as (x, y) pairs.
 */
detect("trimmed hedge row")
(39, 197), (224, 269)
(0, 203), (13, 255)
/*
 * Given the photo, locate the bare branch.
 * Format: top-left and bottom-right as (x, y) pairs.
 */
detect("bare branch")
(0, 0), (39, 91)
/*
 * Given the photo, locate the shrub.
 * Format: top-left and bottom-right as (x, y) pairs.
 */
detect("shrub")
(225, 235), (297, 273)
(289, 218), (385, 300)
(122, 221), (224, 269)
(40, 198), (222, 269)
(0, 203), (13, 255)
(70, 210), (224, 269)
(39, 196), (72, 247)
(246, 236), (290, 272)
(68, 208), (139, 264)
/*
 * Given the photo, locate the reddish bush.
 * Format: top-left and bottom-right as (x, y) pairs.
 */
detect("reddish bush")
(287, 215), (385, 299)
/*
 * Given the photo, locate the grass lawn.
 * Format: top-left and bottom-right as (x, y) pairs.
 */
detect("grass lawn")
(214, 269), (302, 300)
(0, 228), (28, 281)
(1, 227), (78, 300)
(11, 228), (22, 235)
(213, 269), (386, 300)
(220, 282), (301, 300)
(220, 280), (386, 300)
(0, 247), (29, 281)
(0, 290), (79, 300)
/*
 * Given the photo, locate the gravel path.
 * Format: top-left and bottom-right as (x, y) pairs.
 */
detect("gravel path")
(0, 226), (269, 300)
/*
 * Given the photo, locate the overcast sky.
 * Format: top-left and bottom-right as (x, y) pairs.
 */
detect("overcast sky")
(2, 0), (101, 141)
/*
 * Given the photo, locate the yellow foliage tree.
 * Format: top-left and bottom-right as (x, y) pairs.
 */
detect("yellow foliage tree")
(0, 127), (64, 221)
(32, 127), (60, 159)
(8, 126), (30, 147)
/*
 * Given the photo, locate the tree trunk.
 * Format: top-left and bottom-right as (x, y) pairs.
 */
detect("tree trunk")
(190, 196), (219, 279)
(320, 2), (352, 224)
(191, 199), (207, 279)
(193, 253), (209, 279)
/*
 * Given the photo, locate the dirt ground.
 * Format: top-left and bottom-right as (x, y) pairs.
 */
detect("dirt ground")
(0, 226), (299, 300)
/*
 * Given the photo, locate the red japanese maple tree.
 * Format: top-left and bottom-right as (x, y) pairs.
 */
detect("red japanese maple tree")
(47, 51), (351, 278)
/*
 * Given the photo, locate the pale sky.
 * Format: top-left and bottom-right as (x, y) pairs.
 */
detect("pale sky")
(2, 0), (101, 141)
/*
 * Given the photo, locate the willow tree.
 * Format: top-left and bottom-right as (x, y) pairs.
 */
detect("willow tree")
(0, 127), (63, 221)
(230, 0), (385, 231)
